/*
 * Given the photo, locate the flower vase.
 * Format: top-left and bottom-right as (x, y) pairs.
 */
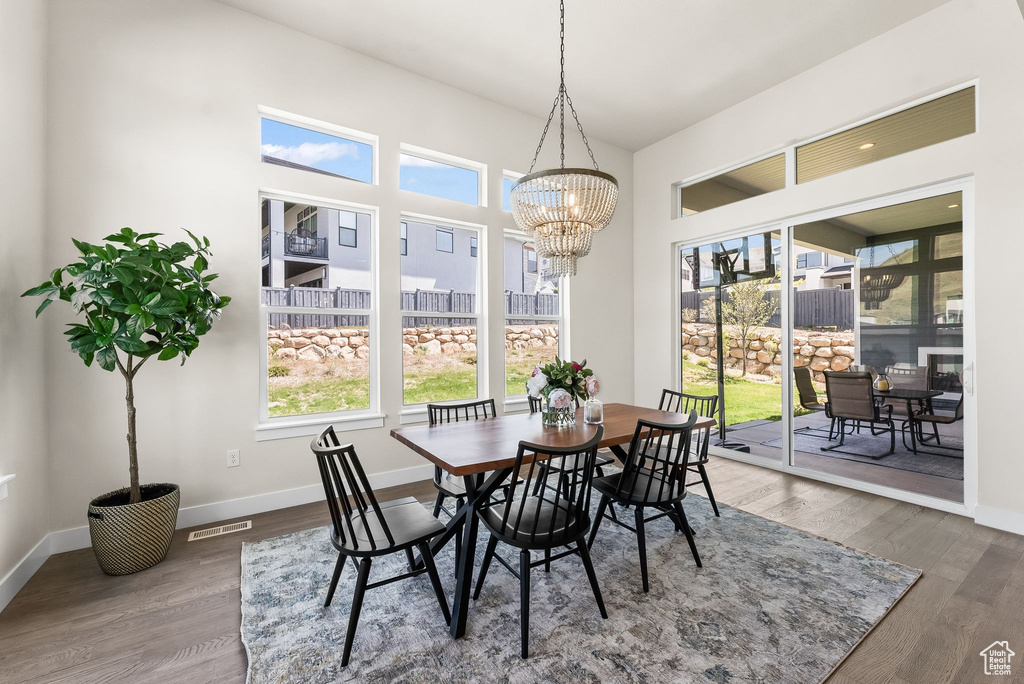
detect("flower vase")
(541, 396), (576, 428)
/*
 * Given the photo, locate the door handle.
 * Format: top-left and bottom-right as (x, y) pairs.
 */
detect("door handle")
(962, 362), (975, 396)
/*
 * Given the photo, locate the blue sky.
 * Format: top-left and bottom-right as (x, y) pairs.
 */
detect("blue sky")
(399, 154), (478, 205)
(502, 177), (515, 211)
(261, 118), (373, 183)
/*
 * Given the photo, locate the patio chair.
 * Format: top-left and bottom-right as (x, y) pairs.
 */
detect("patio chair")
(794, 367), (835, 439)
(822, 370), (896, 458)
(904, 372), (965, 456)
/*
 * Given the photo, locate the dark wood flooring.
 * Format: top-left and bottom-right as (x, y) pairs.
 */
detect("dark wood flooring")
(0, 456), (1020, 683)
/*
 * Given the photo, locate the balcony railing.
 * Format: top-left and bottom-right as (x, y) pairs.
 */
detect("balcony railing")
(284, 233), (328, 259)
(261, 234), (270, 259)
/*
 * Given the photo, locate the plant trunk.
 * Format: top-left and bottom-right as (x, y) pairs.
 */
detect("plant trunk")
(125, 357), (141, 504)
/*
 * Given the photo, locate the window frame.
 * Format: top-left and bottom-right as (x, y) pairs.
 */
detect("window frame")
(502, 229), (569, 406)
(435, 228), (454, 253)
(671, 81), (978, 221)
(257, 105), (379, 186)
(256, 190), (383, 439)
(399, 212), (488, 420)
(339, 225), (358, 248)
(398, 142), (488, 207)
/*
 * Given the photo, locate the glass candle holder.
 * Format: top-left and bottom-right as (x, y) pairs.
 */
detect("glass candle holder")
(584, 397), (603, 424)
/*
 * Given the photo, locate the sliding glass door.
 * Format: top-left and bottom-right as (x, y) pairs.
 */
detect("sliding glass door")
(680, 187), (969, 506)
(680, 229), (783, 462)
(788, 192), (966, 503)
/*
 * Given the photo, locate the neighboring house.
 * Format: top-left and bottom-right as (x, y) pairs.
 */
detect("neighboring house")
(503, 233), (555, 295)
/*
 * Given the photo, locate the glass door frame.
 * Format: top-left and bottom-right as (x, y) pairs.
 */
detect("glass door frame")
(674, 177), (975, 517)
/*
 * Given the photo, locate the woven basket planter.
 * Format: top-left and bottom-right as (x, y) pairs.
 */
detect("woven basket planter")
(87, 483), (180, 576)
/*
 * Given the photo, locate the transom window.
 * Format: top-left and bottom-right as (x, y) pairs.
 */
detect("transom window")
(399, 144), (485, 206)
(260, 114), (374, 184)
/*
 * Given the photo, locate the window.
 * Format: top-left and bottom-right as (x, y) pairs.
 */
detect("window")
(796, 87), (975, 184)
(504, 233), (561, 397)
(260, 116), (373, 184)
(401, 218), (482, 405)
(470, 236), (478, 257)
(339, 210), (358, 247)
(436, 229), (453, 253)
(796, 252), (823, 269)
(399, 145), (484, 205)
(501, 173), (522, 212)
(679, 153), (785, 216)
(400, 222), (408, 256)
(260, 195), (377, 426)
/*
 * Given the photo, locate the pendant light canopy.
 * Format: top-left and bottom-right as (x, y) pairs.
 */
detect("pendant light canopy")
(510, 0), (618, 277)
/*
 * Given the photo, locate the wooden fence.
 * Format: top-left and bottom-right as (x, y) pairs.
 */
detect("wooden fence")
(680, 287), (854, 330)
(263, 286), (558, 329)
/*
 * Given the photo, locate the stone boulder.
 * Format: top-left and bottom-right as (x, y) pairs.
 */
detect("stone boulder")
(274, 347), (297, 360)
(421, 339), (442, 355)
(298, 345), (325, 361)
(830, 355), (852, 371)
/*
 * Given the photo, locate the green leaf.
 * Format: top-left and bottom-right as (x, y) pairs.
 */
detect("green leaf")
(146, 299), (182, 315)
(111, 266), (134, 285)
(96, 347), (117, 372)
(114, 336), (148, 354)
(21, 283), (55, 298)
(158, 346), (179, 361)
(34, 297), (55, 317)
(79, 351), (95, 367)
(126, 314), (146, 338)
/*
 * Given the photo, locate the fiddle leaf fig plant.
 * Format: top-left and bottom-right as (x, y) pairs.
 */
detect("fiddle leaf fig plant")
(22, 227), (230, 504)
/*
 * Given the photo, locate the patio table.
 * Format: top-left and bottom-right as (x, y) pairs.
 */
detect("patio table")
(873, 387), (943, 453)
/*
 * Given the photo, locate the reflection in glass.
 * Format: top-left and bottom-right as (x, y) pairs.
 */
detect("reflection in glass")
(400, 153), (480, 205)
(680, 230), (783, 461)
(260, 118), (373, 183)
(680, 154), (785, 216)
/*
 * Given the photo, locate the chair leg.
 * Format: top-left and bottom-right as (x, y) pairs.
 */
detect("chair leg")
(324, 552), (347, 607)
(544, 547), (551, 572)
(341, 557), (372, 667)
(520, 549), (531, 659)
(473, 534), (498, 600)
(698, 464), (720, 517)
(595, 466), (618, 521)
(587, 495), (610, 549)
(577, 541), (608, 619)
(404, 548), (416, 572)
(418, 542), (451, 626)
(675, 502), (702, 568)
(431, 491), (445, 518)
(454, 498), (464, 568)
(888, 421), (896, 455)
(634, 506), (649, 593)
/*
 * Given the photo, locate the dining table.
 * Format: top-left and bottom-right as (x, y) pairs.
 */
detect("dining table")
(390, 402), (716, 639)
(873, 386), (943, 453)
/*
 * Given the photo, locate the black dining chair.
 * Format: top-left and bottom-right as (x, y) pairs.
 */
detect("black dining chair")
(312, 426), (451, 667)
(528, 393), (615, 504)
(472, 428), (608, 659)
(588, 411), (702, 593)
(658, 389), (720, 517)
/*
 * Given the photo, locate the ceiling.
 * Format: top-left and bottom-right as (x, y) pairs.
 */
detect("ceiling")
(830, 192), (963, 236)
(217, 0), (953, 151)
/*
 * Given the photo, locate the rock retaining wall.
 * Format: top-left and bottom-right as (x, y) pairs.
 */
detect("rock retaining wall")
(268, 324), (557, 362)
(682, 324), (854, 383)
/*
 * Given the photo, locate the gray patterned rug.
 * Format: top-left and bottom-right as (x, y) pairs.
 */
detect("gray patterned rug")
(240, 493), (919, 683)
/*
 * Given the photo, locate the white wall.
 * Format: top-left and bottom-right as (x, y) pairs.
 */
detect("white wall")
(41, 0), (633, 533)
(0, 0), (50, 599)
(633, 0), (1024, 523)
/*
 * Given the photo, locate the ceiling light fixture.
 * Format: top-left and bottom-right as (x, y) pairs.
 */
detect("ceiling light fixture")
(947, 203), (960, 209)
(859, 142), (876, 150)
(509, 0), (618, 277)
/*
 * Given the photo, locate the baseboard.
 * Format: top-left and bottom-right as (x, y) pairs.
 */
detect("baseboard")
(1, 463), (434, 613)
(0, 535), (51, 613)
(974, 505), (1024, 537)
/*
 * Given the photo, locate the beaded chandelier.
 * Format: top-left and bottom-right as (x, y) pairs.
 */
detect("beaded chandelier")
(510, 0), (618, 277)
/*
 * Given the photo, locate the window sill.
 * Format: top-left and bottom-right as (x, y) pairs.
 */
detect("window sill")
(255, 413), (385, 442)
(399, 407), (429, 425)
(0, 474), (14, 502)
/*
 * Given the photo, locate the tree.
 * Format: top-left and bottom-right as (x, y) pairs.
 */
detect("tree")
(721, 278), (778, 376)
(22, 228), (230, 503)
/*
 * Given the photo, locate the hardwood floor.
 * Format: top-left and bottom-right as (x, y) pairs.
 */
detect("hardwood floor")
(1, 456), (1021, 683)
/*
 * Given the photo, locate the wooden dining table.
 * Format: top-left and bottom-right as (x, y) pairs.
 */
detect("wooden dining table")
(390, 402), (715, 639)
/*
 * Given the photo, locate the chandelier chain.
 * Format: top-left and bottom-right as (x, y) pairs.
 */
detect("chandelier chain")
(526, 0), (601, 174)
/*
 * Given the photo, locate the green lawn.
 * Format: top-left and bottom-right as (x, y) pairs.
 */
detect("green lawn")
(403, 365), (477, 405)
(268, 377), (370, 417)
(682, 358), (812, 426)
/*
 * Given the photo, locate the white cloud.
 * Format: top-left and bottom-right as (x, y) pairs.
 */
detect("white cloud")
(399, 154), (449, 169)
(261, 141), (359, 166)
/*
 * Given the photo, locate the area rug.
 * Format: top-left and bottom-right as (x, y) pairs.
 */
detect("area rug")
(763, 427), (964, 480)
(240, 493), (919, 684)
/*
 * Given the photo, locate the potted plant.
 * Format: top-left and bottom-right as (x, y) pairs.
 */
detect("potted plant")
(526, 357), (597, 427)
(22, 228), (229, 575)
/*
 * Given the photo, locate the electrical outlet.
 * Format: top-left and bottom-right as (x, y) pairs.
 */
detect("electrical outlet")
(227, 449), (240, 468)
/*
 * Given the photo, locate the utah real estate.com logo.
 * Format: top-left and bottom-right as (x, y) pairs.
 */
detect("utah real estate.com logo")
(980, 641), (1015, 676)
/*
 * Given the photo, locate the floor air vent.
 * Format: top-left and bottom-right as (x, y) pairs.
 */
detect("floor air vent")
(187, 520), (252, 542)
